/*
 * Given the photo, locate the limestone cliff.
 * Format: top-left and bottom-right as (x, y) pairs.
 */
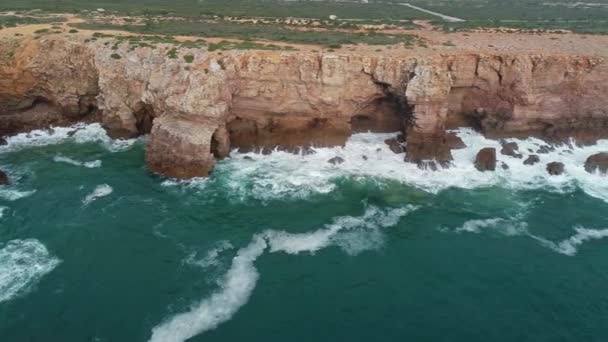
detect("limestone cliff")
(1, 35), (607, 178)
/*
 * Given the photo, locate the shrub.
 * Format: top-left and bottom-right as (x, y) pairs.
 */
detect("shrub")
(183, 55), (194, 63)
(110, 53), (121, 59)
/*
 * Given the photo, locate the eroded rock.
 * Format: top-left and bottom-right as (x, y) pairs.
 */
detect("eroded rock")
(384, 138), (404, 154)
(546, 162), (565, 176)
(474, 147), (497, 172)
(501, 141), (522, 158)
(328, 157), (345, 165)
(585, 152), (608, 174)
(0, 170), (8, 185)
(523, 155), (540, 165)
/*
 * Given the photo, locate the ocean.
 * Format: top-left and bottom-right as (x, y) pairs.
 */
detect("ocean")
(1, 123), (607, 342)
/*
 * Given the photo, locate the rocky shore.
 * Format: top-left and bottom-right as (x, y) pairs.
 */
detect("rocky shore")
(2, 34), (608, 179)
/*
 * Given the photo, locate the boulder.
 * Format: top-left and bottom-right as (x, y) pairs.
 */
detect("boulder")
(523, 155), (540, 165)
(536, 145), (555, 154)
(501, 141), (522, 158)
(0, 170), (8, 185)
(446, 133), (466, 150)
(474, 147), (497, 172)
(546, 162), (565, 176)
(328, 157), (345, 165)
(584, 152), (608, 174)
(501, 162), (510, 170)
(384, 138), (404, 154)
(0, 137), (7, 146)
(362, 155), (368, 160)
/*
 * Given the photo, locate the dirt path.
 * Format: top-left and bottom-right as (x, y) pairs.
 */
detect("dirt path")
(397, 3), (465, 22)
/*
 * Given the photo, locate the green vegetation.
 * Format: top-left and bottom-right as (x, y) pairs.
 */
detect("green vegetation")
(71, 20), (420, 47)
(183, 54), (194, 63)
(207, 40), (296, 51)
(439, 19), (608, 34)
(33, 28), (49, 34)
(0, 15), (65, 29)
(0, 0), (433, 20)
(166, 47), (178, 58)
(69, 29), (78, 33)
(110, 53), (121, 59)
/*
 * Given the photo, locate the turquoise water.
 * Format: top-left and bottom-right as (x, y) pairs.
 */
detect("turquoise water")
(1, 124), (608, 342)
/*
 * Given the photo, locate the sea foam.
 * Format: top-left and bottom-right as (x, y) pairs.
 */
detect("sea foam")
(212, 129), (608, 203)
(0, 123), (138, 153)
(0, 239), (61, 303)
(149, 205), (415, 342)
(446, 218), (608, 256)
(53, 154), (102, 168)
(82, 184), (113, 205)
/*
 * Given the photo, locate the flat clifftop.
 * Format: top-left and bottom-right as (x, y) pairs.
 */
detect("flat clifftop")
(1, 28), (608, 178)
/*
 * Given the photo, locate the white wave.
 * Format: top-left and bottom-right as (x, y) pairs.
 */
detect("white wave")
(532, 227), (608, 256)
(150, 205), (415, 342)
(445, 218), (608, 256)
(82, 184), (113, 205)
(184, 241), (234, 269)
(0, 239), (61, 303)
(451, 218), (529, 236)
(0, 189), (36, 201)
(216, 129), (608, 203)
(0, 123), (138, 154)
(53, 155), (102, 168)
(0, 206), (7, 219)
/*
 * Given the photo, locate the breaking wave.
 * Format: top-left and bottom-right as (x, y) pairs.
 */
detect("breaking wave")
(53, 154), (102, 168)
(0, 123), (138, 153)
(0, 239), (61, 304)
(82, 184), (113, 205)
(0, 188), (36, 201)
(149, 205), (416, 342)
(445, 218), (608, 256)
(184, 240), (234, 269)
(214, 129), (608, 203)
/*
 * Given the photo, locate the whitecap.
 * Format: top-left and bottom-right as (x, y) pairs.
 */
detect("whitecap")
(150, 205), (415, 342)
(53, 155), (102, 168)
(82, 184), (113, 205)
(0, 239), (61, 303)
(0, 189), (36, 201)
(0, 206), (7, 219)
(444, 218), (608, 256)
(531, 226), (608, 256)
(0, 123), (138, 154)
(216, 129), (608, 203)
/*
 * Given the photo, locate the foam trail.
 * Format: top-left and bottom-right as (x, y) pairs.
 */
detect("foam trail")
(446, 219), (608, 256)
(0, 239), (61, 303)
(532, 227), (608, 256)
(0, 189), (36, 201)
(184, 241), (234, 269)
(53, 155), (102, 168)
(0, 123), (138, 154)
(149, 206), (415, 342)
(213, 129), (608, 203)
(0, 206), (7, 219)
(82, 184), (113, 205)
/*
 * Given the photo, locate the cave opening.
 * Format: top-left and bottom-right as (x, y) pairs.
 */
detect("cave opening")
(351, 92), (412, 134)
(133, 103), (156, 135)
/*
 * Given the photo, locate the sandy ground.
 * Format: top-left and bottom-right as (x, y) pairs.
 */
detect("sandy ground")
(1, 13), (608, 57)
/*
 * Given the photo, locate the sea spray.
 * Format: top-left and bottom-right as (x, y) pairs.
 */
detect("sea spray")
(0, 239), (61, 303)
(149, 205), (416, 342)
(207, 129), (608, 203)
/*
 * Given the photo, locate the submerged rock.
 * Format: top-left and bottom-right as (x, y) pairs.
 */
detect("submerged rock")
(362, 155), (368, 160)
(523, 155), (540, 165)
(501, 162), (510, 170)
(474, 148), (496, 172)
(0, 170), (8, 185)
(501, 141), (522, 158)
(328, 157), (345, 165)
(536, 145), (555, 154)
(243, 156), (254, 161)
(384, 138), (404, 154)
(584, 152), (608, 174)
(546, 162), (565, 176)
(0, 137), (7, 146)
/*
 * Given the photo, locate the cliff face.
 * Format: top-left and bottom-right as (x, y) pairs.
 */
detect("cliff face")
(1, 35), (607, 178)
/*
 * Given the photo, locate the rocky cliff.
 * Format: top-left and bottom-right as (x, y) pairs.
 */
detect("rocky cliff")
(1, 35), (607, 178)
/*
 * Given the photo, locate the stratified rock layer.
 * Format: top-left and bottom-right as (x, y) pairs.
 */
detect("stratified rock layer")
(2, 35), (608, 178)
